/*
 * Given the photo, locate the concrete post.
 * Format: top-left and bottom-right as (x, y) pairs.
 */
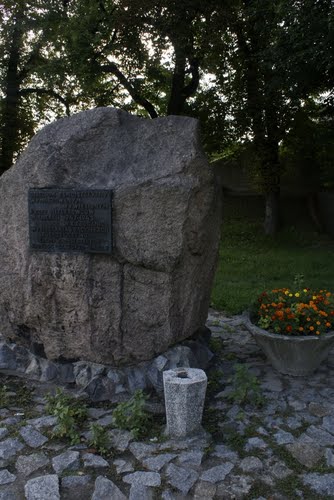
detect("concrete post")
(163, 367), (207, 438)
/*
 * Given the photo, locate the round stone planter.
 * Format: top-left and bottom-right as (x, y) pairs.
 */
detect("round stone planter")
(244, 317), (334, 376)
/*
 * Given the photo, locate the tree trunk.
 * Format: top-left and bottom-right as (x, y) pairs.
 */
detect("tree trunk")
(0, 9), (24, 175)
(264, 190), (280, 235)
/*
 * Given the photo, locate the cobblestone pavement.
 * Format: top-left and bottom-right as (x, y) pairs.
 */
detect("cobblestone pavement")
(1, 309), (334, 499)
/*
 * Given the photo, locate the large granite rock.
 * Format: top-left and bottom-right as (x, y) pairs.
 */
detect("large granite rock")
(0, 108), (221, 366)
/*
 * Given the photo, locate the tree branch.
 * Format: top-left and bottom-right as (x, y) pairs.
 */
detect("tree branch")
(100, 62), (158, 118)
(20, 88), (70, 115)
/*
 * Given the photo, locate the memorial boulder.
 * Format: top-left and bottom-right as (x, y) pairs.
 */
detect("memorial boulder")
(0, 108), (221, 366)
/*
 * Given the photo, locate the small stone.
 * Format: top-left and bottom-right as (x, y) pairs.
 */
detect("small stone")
(26, 415), (58, 429)
(325, 448), (334, 467)
(200, 463), (234, 483)
(177, 450), (203, 467)
(240, 456), (263, 472)
(245, 437), (268, 451)
(87, 408), (112, 419)
(211, 444), (239, 462)
(113, 459), (134, 474)
(288, 398), (306, 411)
(194, 480), (216, 499)
(216, 474), (254, 498)
(166, 464), (198, 494)
(16, 452), (49, 476)
(0, 428), (9, 440)
(123, 471), (161, 487)
(19, 426), (48, 448)
(129, 442), (158, 460)
(129, 484), (154, 500)
(303, 473), (334, 496)
(309, 402), (331, 418)
(321, 416), (334, 435)
(286, 442), (323, 468)
(0, 438), (24, 460)
(273, 430), (294, 445)
(83, 452), (109, 468)
(142, 453), (176, 471)
(108, 428), (132, 452)
(306, 425), (334, 446)
(52, 450), (80, 474)
(92, 476), (127, 500)
(25, 474), (60, 500)
(285, 417), (302, 430)
(269, 461), (293, 479)
(96, 414), (114, 427)
(61, 475), (92, 488)
(0, 469), (16, 485)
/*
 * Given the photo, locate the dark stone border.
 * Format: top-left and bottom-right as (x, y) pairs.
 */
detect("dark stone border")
(0, 329), (213, 402)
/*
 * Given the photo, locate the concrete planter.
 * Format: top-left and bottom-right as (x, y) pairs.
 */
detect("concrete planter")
(245, 317), (334, 376)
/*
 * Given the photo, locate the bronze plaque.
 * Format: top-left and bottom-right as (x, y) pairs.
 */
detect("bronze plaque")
(29, 188), (112, 254)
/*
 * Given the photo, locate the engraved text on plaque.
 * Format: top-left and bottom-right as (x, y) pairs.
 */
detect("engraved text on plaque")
(29, 188), (113, 254)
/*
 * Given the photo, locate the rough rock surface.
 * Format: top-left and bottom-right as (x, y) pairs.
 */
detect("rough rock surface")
(0, 107), (220, 366)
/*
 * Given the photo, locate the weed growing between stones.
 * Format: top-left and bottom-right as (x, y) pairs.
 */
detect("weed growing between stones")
(0, 384), (9, 407)
(206, 369), (224, 396)
(45, 388), (87, 445)
(208, 336), (225, 355)
(113, 390), (152, 439)
(89, 423), (110, 456)
(226, 363), (265, 407)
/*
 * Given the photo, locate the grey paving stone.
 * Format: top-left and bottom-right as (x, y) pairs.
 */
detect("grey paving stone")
(303, 473), (334, 496)
(288, 398), (306, 411)
(177, 450), (203, 467)
(52, 450), (80, 474)
(61, 475), (92, 488)
(142, 453), (177, 471)
(285, 416), (302, 430)
(200, 463), (234, 483)
(0, 428), (9, 440)
(129, 442), (158, 460)
(25, 474), (60, 500)
(123, 471), (161, 487)
(216, 474), (254, 498)
(82, 452), (109, 468)
(245, 437), (268, 451)
(26, 415), (58, 429)
(0, 469), (16, 485)
(211, 444), (239, 462)
(87, 408), (112, 419)
(325, 448), (334, 467)
(129, 484), (154, 500)
(108, 428), (132, 452)
(273, 430), (295, 445)
(321, 415), (334, 434)
(308, 402), (331, 417)
(286, 441), (323, 468)
(92, 476), (127, 500)
(16, 452), (49, 476)
(305, 425), (334, 446)
(194, 480), (216, 499)
(239, 456), (263, 472)
(166, 463), (198, 494)
(19, 426), (48, 448)
(0, 438), (24, 460)
(95, 414), (113, 427)
(113, 458), (135, 474)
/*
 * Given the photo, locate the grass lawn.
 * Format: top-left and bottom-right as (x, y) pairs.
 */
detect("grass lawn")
(211, 218), (334, 315)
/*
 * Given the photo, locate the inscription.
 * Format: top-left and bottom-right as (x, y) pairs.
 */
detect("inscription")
(29, 188), (113, 254)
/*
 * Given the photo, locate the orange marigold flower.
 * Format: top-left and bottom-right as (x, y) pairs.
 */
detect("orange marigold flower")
(299, 327), (304, 332)
(326, 322), (331, 328)
(309, 326), (315, 331)
(286, 325), (292, 332)
(316, 331), (320, 335)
